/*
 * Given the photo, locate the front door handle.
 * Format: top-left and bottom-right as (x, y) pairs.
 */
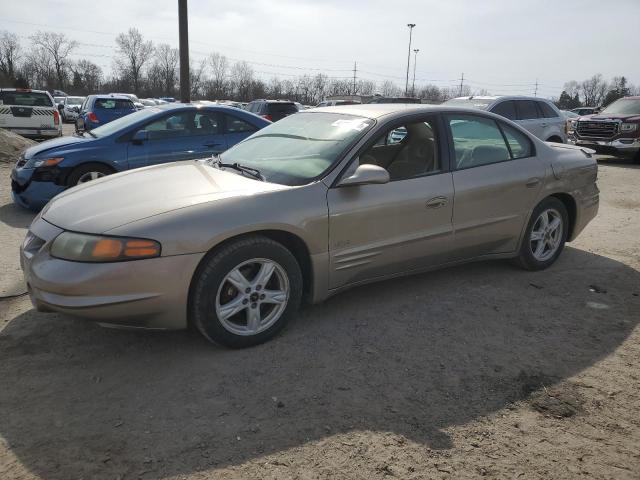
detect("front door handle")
(526, 177), (541, 188)
(426, 196), (448, 209)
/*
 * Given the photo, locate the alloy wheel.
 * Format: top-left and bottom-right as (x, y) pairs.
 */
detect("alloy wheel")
(215, 258), (290, 336)
(530, 208), (563, 262)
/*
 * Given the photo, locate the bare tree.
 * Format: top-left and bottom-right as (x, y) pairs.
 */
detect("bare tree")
(29, 31), (77, 89)
(357, 79), (376, 96)
(0, 31), (21, 83)
(189, 58), (207, 99)
(24, 46), (56, 90)
(70, 59), (102, 94)
(580, 74), (608, 106)
(154, 43), (178, 96)
(115, 28), (154, 94)
(208, 52), (228, 99)
(231, 61), (254, 101)
(379, 80), (401, 97)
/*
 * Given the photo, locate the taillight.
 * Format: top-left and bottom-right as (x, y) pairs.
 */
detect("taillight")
(87, 112), (99, 123)
(262, 114), (273, 122)
(53, 110), (60, 126)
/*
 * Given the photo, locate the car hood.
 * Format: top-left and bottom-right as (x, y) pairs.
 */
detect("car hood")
(41, 161), (287, 233)
(24, 135), (91, 159)
(581, 113), (640, 122)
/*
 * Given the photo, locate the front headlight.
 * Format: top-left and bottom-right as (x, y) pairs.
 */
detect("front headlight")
(50, 232), (161, 262)
(568, 120), (577, 129)
(620, 123), (638, 132)
(28, 157), (64, 168)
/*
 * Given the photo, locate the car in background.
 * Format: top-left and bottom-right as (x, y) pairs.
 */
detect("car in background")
(18, 104), (599, 347)
(0, 88), (62, 139)
(561, 110), (579, 119)
(160, 97), (176, 103)
(140, 98), (159, 108)
(572, 107), (600, 116)
(245, 99), (298, 122)
(59, 95), (85, 122)
(316, 99), (361, 107)
(567, 96), (640, 163)
(444, 96), (566, 143)
(11, 104), (271, 210)
(76, 94), (137, 132)
(53, 96), (66, 109)
(366, 96), (421, 104)
(110, 92), (144, 110)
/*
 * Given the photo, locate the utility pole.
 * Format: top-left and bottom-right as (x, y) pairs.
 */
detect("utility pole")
(411, 49), (419, 97)
(405, 23), (416, 96)
(352, 61), (357, 95)
(458, 72), (465, 97)
(534, 78), (538, 97)
(178, 0), (190, 103)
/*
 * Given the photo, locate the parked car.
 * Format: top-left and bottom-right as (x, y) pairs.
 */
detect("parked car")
(0, 88), (62, 139)
(140, 98), (159, 108)
(18, 104), (598, 348)
(245, 99), (298, 121)
(53, 96), (66, 108)
(110, 92), (144, 110)
(316, 100), (361, 107)
(59, 96), (85, 122)
(11, 104), (271, 210)
(366, 96), (421, 104)
(571, 107), (600, 116)
(160, 97), (176, 103)
(561, 110), (579, 119)
(444, 96), (567, 143)
(76, 94), (137, 132)
(567, 96), (640, 162)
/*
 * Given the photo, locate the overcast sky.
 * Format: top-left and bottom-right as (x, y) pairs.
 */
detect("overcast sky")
(2, 0), (639, 98)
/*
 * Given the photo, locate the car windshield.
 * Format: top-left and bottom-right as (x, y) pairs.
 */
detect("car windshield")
(0, 91), (53, 107)
(67, 96), (84, 105)
(443, 98), (494, 110)
(89, 107), (162, 138)
(219, 112), (374, 186)
(601, 98), (640, 115)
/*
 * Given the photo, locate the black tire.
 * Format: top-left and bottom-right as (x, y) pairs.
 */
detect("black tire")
(190, 235), (303, 348)
(67, 163), (113, 186)
(634, 150), (640, 165)
(513, 197), (568, 271)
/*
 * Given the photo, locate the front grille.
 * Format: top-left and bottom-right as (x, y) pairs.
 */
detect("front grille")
(577, 121), (618, 139)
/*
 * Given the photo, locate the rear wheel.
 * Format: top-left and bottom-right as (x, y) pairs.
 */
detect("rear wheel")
(67, 163), (113, 186)
(513, 197), (568, 271)
(190, 236), (303, 348)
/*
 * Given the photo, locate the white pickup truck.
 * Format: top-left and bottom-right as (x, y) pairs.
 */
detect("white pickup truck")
(0, 88), (62, 139)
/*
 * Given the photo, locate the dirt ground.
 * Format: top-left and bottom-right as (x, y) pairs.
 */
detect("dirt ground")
(0, 157), (639, 480)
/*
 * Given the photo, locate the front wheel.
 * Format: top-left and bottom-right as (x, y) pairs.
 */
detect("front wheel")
(190, 236), (303, 348)
(67, 163), (113, 186)
(513, 197), (568, 271)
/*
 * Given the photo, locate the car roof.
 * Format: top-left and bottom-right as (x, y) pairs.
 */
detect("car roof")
(91, 94), (135, 101)
(0, 88), (49, 94)
(450, 95), (553, 102)
(310, 103), (445, 119)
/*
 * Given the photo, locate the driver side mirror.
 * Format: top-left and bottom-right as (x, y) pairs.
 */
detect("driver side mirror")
(131, 130), (148, 144)
(338, 163), (390, 187)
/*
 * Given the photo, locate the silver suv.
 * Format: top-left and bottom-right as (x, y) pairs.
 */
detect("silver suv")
(444, 96), (566, 143)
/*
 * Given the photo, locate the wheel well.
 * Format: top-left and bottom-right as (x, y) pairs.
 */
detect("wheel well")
(546, 135), (563, 143)
(66, 162), (116, 186)
(197, 230), (313, 301)
(550, 193), (577, 239)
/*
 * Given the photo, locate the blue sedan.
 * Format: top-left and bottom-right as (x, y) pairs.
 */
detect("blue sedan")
(11, 104), (271, 210)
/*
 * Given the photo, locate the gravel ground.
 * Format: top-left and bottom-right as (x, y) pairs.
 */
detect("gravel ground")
(0, 156), (639, 480)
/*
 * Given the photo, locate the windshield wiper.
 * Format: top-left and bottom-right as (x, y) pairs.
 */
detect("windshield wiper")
(83, 130), (97, 138)
(211, 158), (265, 181)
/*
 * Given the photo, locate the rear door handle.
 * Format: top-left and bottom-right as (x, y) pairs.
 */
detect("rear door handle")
(204, 142), (221, 147)
(526, 177), (541, 188)
(426, 196), (448, 209)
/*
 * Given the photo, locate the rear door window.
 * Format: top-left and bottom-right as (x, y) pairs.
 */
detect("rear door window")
(491, 101), (517, 120)
(515, 101), (540, 120)
(267, 103), (298, 116)
(537, 101), (559, 118)
(95, 99), (135, 110)
(225, 115), (257, 133)
(499, 123), (534, 159)
(0, 91), (53, 107)
(446, 114), (511, 169)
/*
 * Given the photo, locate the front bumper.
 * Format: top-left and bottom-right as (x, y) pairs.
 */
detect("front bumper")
(21, 217), (204, 330)
(568, 136), (640, 157)
(11, 166), (67, 211)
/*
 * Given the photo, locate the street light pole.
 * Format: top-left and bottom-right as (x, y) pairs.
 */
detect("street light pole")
(405, 23), (416, 96)
(411, 49), (419, 97)
(178, 0), (190, 103)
